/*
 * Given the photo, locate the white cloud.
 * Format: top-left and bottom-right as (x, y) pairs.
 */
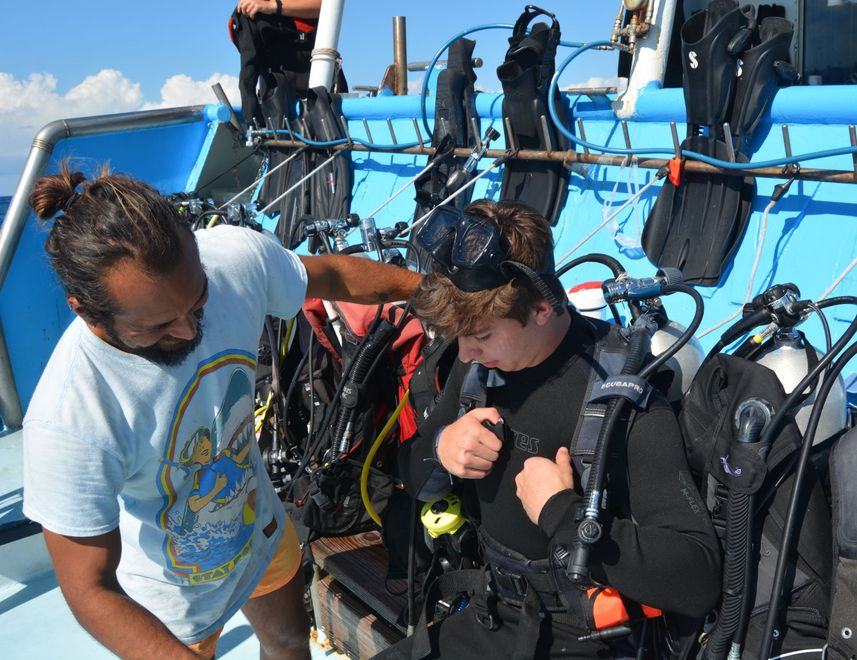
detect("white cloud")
(0, 69), (241, 194)
(65, 70), (144, 113)
(565, 75), (627, 92)
(141, 73), (240, 110)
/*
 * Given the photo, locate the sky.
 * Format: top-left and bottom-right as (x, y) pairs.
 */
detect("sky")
(0, 1), (622, 195)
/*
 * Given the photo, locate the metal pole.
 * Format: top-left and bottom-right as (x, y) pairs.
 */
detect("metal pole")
(393, 16), (408, 96)
(259, 139), (857, 184)
(0, 321), (22, 428)
(308, 0), (347, 91)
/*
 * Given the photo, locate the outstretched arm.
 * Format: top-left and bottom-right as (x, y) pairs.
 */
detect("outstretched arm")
(301, 254), (422, 305)
(43, 528), (198, 659)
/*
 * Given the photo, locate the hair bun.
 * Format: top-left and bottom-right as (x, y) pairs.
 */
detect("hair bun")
(29, 163), (86, 220)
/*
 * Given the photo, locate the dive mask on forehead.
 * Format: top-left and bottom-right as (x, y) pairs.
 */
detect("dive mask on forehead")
(415, 205), (510, 292)
(415, 205), (564, 312)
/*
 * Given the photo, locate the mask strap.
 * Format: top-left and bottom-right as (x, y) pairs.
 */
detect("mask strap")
(502, 261), (567, 315)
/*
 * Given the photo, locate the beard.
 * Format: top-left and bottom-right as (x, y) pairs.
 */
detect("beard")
(104, 310), (205, 366)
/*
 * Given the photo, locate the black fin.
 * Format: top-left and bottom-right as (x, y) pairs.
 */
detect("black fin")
(730, 16), (795, 154)
(643, 2), (793, 286)
(643, 137), (749, 286)
(256, 71), (310, 250)
(304, 87), (352, 233)
(680, 0), (750, 131)
(413, 38), (480, 219)
(497, 6), (569, 225)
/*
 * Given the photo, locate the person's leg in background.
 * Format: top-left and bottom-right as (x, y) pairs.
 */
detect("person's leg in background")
(242, 518), (310, 660)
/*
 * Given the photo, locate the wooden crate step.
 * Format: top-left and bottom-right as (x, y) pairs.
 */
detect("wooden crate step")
(312, 572), (405, 659)
(311, 531), (409, 633)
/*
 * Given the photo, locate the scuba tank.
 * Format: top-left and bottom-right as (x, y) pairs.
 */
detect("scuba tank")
(559, 256), (704, 405)
(651, 319), (705, 404)
(754, 329), (847, 444)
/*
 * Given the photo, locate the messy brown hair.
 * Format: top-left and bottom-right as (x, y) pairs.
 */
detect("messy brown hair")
(29, 161), (193, 326)
(412, 199), (558, 338)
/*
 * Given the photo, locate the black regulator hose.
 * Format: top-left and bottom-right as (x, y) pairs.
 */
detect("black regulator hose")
(759, 339), (857, 660)
(333, 319), (397, 455)
(556, 253), (626, 278)
(705, 308), (774, 362)
(565, 317), (652, 583)
(703, 400), (773, 660)
(565, 283), (704, 583)
(556, 253), (627, 324)
(639, 284), (705, 379)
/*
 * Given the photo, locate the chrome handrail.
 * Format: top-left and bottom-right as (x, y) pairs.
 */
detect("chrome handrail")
(0, 105), (209, 429)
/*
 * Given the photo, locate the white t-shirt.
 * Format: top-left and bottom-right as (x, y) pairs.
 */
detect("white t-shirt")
(23, 225), (308, 643)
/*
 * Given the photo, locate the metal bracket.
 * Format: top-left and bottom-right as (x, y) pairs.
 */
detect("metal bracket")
(412, 118), (425, 149)
(781, 124), (793, 159)
(576, 118), (590, 156)
(723, 122), (736, 162)
(362, 118), (375, 145)
(670, 122), (682, 159)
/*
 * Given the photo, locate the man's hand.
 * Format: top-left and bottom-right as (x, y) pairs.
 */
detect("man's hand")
(236, 0), (276, 19)
(43, 529), (198, 658)
(436, 407), (503, 479)
(515, 447), (575, 524)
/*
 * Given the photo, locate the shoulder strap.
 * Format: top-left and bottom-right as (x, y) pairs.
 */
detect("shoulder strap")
(458, 362), (489, 416)
(569, 324), (639, 486)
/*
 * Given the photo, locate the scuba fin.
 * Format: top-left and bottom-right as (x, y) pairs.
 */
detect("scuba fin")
(497, 5), (569, 225)
(641, 1), (794, 286)
(304, 86), (353, 246)
(258, 71), (310, 250)
(413, 37), (480, 220)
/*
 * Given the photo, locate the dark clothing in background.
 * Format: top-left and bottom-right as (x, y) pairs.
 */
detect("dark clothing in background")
(229, 10), (347, 127)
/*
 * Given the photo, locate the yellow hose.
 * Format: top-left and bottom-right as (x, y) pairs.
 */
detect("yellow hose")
(280, 318), (295, 360)
(254, 390), (273, 434)
(361, 390), (410, 527)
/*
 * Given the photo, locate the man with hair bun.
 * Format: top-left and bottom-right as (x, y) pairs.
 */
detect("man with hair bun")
(378, 199), (721, 659)
(24, 164), (420, 659)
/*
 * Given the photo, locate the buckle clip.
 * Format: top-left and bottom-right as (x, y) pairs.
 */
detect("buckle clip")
(475, 609), (500, 630)
(496, 565), (528, 597)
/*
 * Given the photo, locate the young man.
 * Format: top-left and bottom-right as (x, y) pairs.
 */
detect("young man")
(379, 200), (721, 659)
(23, 166), (420, 659)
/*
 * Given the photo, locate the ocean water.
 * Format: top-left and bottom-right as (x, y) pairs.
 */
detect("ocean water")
(0, 196), (9, 223)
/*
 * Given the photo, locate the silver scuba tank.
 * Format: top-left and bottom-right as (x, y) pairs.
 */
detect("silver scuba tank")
(754, 329), (847, 444)
(650, 320), (705, 404)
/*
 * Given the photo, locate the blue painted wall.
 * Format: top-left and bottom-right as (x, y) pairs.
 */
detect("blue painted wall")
(4, 83), (857, 417)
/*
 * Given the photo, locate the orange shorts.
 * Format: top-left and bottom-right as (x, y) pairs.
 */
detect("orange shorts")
(187, 517), (301, 657)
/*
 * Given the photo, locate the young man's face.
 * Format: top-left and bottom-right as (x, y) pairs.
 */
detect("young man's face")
(93, 233), (209, 366)
(455, 298), (563, 372)
(457, 313), (543, 372)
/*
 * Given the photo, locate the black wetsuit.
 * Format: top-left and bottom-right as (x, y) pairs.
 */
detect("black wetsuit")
(378, 311), (721, 659)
